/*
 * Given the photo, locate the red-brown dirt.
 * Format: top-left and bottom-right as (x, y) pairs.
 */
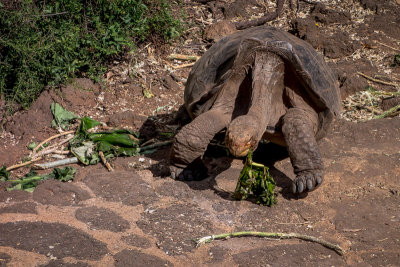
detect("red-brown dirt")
(1, 0), (399, 266)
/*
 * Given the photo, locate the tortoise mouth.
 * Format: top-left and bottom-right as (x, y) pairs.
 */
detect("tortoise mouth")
(228, 145), (251, 157)
(225, 131), (257, 157)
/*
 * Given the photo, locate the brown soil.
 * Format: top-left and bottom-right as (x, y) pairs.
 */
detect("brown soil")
(1, 0), (400, 266)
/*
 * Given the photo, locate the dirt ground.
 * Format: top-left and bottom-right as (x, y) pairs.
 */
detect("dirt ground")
(1, 0), (400, 266)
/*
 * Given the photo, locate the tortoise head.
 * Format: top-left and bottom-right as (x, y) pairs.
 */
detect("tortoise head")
(225, 116), (261, 157)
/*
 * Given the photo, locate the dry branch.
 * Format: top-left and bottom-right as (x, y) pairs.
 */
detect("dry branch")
(32, 130), (75, 153)
(169, 54), (200, 61)
(375, 41), (400, 52)
(6, 157), (43, 171)
(234, 0), (285, 30)
(357, 72), (398, 87)
(174, 62), (196, 69)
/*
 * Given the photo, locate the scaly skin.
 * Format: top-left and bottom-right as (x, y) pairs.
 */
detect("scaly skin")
(169, 65), (248, 180)
(225, 51), (284, 157)
(282, 108), (323, 193)
(171, 45), (326, 194)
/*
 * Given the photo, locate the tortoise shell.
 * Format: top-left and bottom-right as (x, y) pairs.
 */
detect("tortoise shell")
(184, 26), (341, 134)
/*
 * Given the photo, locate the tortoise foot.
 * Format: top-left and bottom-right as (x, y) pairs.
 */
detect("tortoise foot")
(292, 170), (323, 194)
(170, 162), (208, 181)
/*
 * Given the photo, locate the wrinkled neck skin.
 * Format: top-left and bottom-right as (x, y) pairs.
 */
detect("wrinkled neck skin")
(225, 50), (285, 157)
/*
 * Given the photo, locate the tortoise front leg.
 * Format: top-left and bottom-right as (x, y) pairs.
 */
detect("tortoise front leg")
(170, 62), (248, 180)
(282, 108), (324, 193)
(170, 108), (231, 180)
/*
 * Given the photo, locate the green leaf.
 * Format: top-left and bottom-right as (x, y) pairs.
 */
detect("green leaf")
(90, 133), (138, 147)
(394, 54), (400, 66)
(51, 102), (79, 130)
(159, 132), (175, 138)
(46, 166), (76, 182)
(28, 142), (37, 150)
(5, 167), (76, 192)
(233, 151), (277, 206)
(0, 166), (10, 181)
(71, 141), (97, 165)
(79, 117), (101, 132)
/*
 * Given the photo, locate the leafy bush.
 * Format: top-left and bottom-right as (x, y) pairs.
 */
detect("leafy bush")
(0, 0), (183, 109)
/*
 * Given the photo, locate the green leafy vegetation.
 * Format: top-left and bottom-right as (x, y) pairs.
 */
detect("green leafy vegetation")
(0, 167), (76, 192)
(69, 116), (141, 164)
(394, 54), (400, 66)
(51, 102), (79, 129)
(234, 151), (277, 206)
(0, 0), (183, 110)
(1, 103), (173, 191)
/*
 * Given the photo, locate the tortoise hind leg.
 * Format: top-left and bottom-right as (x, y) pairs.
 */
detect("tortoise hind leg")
(282, 108), (324, 193)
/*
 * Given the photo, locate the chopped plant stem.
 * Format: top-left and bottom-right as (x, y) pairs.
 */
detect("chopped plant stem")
(128, 134), (140, 142)
(375, 103), (400, 119)
(34, 157), (79, 170)
(196, 231), (344, 255)
(33, 131), (75, 153)
(6, 157), (43, 171)
(138, 140), (173, 152)
(99, 151), (114, 172)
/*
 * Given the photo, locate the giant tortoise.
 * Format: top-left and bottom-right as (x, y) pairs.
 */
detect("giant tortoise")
(169, 26), (341, 194)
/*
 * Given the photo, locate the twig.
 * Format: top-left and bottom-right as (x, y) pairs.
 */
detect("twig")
(128, 134), (140, 143)
(44, 135), (74, 151)
(33, 130), (75, 153)
(33, 147), (59, 158)
(33, 11), (68, 17)
(234, 0), (284, 30)
(374, 103), (400, 119)
(173, 62), (196, 69)
(140, 138), (155, 147)
(196, 231), (345, 255)
(99, 151), (114, 172)
(274, 221), (308, 225)
(34, 157), (79, 170)
(357, 72), (398, 87)
(54, 150), (70, 155)
(169, 54), (200, 61)
(138, 140), (173, 152)
(299, 0), (318, 4)
(6, 157), (43, 171)
(194, 18), (212, 25)
(354, 104), (381, 115)
(375, 41), (400, 52)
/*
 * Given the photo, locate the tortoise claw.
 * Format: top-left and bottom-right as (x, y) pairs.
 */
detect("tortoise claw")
(292, 170), (323, 194)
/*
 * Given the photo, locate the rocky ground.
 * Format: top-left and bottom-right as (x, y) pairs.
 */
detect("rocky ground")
(1, 0), (400, 266)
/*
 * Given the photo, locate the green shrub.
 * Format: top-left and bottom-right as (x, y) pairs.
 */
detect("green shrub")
(0, 0), (183, 109)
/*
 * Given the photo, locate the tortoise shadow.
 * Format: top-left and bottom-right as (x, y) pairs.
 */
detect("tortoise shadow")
(201, 142), (305, 201)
